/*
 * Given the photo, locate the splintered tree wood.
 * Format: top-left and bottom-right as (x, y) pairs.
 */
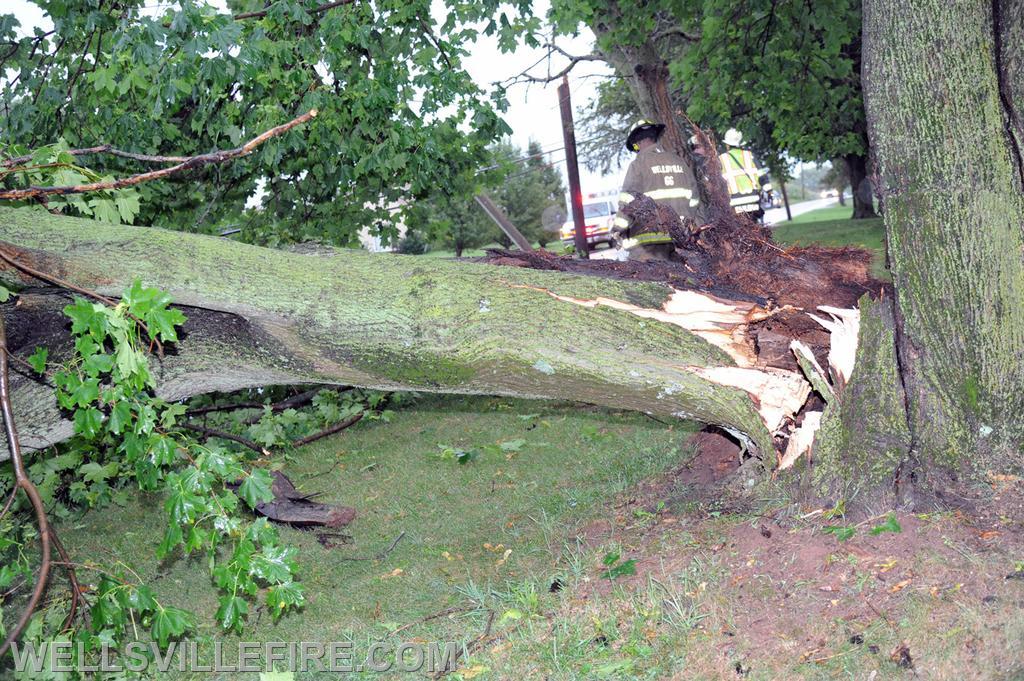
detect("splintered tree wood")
(0, 207), (827, 459)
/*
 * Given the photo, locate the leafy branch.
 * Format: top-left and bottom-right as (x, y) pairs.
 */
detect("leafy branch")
(0, 110), (317, 202)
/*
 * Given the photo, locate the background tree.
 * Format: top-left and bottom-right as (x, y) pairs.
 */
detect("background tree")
(820, 159), (850, 205)
(411, 193), (497, 257)
(481, 141), (566, 249)
(678, 0), (876, 219)
(552, 0), (876, 219)
(0, 0), (537, 245)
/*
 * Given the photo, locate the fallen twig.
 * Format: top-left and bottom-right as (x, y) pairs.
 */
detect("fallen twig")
(0, 110), (317, 201)
(292, 411), (363, 447)
(178, 422), (269, 457)
(48, 528), (81, 631)
(431, 609), (496, 679)
(337, 531), (406, 562)
(242, 388), (321, 425)
(185, 387), (321, 420)
(389, 606), (474, 637)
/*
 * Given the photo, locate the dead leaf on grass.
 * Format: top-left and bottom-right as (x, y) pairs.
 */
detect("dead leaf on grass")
(888, 579), (912, 593)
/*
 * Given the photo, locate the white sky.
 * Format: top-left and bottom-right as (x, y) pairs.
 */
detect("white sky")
(5, 0), (623, 194)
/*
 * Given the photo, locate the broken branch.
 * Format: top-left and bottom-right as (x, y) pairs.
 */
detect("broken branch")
(0, 110), (317, 201)
(292, 411), (364, 447)
(178, 422), (269, 457)
(0, 317), (52, 659)
(1, 146), (189, 170)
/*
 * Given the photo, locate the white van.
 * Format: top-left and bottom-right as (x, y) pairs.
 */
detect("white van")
(559, 193), (618, 248)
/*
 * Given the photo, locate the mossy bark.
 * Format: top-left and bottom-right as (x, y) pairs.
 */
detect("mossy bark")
(863, 0), (1024, 477)
(0, 206), (779, 458)
(810, 296), (911, 509)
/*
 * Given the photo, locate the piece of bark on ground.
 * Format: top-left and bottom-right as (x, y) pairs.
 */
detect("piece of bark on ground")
(236, 470), (356, 528)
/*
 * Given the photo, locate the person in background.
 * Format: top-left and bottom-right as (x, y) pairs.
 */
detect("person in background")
(719, 129), (766, 221)
(613, 119), (702, 259)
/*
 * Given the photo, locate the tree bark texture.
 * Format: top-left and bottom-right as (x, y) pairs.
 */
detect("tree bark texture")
(0, 206), (821, 460)
(863, 0), (1024, 475)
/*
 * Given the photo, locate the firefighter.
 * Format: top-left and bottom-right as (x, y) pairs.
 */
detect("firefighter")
(719, 129), (765, 220)
(612, 119), (701, 259)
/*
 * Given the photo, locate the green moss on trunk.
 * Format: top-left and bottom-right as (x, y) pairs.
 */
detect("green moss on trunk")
(0, 206), (776, 457)
(863, 0), (1024, 474)
(810, 296), (911, 507)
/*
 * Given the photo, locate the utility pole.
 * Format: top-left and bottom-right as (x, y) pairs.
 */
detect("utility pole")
(474, 193), (533, 252)
(557, 75), (589, 259)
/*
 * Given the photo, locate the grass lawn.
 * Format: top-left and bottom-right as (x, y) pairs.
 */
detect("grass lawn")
(49, 392), (1024, 680)
(57, 395), (697, 679)
(771, 206), (888, 278)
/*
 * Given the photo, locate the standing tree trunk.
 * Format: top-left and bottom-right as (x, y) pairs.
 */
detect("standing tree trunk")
(862, 0), (1024, 495)
(844, 153), (877, 218)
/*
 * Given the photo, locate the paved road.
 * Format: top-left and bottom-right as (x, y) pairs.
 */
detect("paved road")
(764, 196), (840, 225)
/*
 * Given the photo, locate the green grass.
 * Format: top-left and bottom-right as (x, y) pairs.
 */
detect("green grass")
(58, 395), (697, 678)
(771, 206), (887, 278)
(782, 204), (861, 225)
(39, 392), (1024, 680)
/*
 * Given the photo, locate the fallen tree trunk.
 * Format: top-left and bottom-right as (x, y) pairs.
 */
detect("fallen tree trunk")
(0, 206), (867, 465)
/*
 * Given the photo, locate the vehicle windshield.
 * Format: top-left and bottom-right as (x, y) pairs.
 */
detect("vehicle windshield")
(582, 202), (612, 219)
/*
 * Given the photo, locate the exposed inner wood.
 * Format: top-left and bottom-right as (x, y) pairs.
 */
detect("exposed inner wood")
(489, 246), (870, 467)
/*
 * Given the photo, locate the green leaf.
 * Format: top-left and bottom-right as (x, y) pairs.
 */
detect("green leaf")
(64, 298), (106, 338)
(249, 545), (296, 583)
(869, 513), (902, 536)
(65, 376), (100, 408)
(151, 606), (192, 646)
(115, 342), (145, 381)
(165, 485), (204, 524)
(81, 351), (114, 377)
(125, 585), (157, 612)
(601, 551), (620, 567)
(157, 523), (183, 558)
(150, 435), (179, 467)
(823, 525), (856, 541)
(601, 558), (637, 580)
(74, 407), (104, 438)
(238, 469), (274, 509)
(80, 460), (119, 484)
(108, 400), (132, 434)
(0, 285), (11, 303)
(148, 306), (187, 343)
(499, 439), (526, 452)
(215, 595), (248, 632)
(160, 403), (187, 428)
(266, 581), (305, 620)
(27, 346), (47, 374)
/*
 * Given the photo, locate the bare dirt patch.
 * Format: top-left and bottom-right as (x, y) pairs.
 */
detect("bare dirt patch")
(562, 433), (1024, 677)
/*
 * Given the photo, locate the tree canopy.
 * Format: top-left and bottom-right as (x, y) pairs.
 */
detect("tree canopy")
(552, 0), (871, 211)
(0, 0), (537, 245)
